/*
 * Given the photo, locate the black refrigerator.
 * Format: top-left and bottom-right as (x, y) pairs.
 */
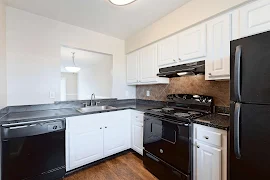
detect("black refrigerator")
(230, 31), (270, 179)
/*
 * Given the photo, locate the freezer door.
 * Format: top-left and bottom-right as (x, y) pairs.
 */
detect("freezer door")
(230, 31), (270, 104)
(229, 102), (270, 180)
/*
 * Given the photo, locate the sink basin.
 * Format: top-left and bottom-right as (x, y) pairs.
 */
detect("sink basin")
(77, 106), (117, 113)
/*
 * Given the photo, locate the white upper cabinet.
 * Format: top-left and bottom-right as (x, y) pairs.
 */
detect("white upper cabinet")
(206, 13), (232, 80)
(127, 51), (139, 84)
(239, 0), (270, 38)
(157, 35), (178, 67)
(126, 44), (169, 85)
(178, 24), (207, 62)
(140, 44), (159, 82)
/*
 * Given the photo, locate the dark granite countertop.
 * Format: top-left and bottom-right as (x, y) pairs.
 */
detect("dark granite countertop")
(0, 103), (161, 125)
(193, 113), (230, 130)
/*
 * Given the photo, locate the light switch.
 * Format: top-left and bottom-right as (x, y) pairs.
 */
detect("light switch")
(146, 90), (150, 97)
(50, 91), (55, 99)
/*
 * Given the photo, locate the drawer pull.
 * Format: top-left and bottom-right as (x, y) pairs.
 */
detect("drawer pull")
(160, 149), (164, 153)
(197, 145), (200, 148)
(146, 153), (159, 162)
(204, 136), (209, 140)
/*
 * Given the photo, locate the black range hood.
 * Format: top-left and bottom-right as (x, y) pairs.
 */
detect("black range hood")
(157, 60), (205, 78)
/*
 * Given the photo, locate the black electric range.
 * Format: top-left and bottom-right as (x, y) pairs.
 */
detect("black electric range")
(143, 94), (213, 180)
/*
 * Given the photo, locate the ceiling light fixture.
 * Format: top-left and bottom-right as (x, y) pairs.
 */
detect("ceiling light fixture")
(65, 52), (81, 73)
(109, 0), (137, 6)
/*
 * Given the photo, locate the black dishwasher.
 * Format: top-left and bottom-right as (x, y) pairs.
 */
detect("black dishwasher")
(1, 119), (66, 180)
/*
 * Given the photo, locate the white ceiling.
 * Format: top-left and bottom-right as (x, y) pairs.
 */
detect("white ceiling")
(61, 46), (112, 72)
(5, 0), (190, 39)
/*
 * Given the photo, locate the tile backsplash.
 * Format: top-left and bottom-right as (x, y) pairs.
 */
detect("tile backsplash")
(136, 75), (230, 107)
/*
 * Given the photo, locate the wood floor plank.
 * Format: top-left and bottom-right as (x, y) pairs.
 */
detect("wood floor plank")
(64, 152), (157, 180)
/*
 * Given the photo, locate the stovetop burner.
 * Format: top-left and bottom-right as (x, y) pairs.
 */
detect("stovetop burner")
(147, 107), (207, 122)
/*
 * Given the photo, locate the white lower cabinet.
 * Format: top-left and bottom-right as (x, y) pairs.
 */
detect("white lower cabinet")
(66, 110), (131, 171)
(132, 122), (143, 155)
(195, 142), (222, 180)
(131, 110), (144, 155)
(103, 111), (131, 157)
(193, 124), (227, 180)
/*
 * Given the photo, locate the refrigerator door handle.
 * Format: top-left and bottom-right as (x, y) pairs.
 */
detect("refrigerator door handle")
(234, 45), (242, 102)
(234, 103), (241, 159)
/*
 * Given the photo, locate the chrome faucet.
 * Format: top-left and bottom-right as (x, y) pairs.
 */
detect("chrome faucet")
(90, 93), (95, 106)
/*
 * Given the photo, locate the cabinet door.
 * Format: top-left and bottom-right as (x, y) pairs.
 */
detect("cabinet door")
(140, 44), (158, 83)
(103, 110), (131, 157)
(195, 142), (222, 180)
(206, 14), (231, 80)
(240, 0), (270, 38)
(132, 122), (143, 155)
(178, 24), (206, 61)
(66, 114), (104, 171)
(157, 35), (178, 67)
(127, 51), (139, 84)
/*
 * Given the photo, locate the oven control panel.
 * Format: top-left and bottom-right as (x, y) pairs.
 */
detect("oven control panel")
(48, 122), (63, 131)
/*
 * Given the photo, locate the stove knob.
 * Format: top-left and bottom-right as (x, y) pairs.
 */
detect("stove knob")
(160, 149), (164, 154)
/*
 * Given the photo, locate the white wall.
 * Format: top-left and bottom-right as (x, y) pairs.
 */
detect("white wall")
(0, 0), (7, 109)
(61, 73), (78, 100)
(126, 0), (251, 53)
(78, 60), (113, 100)
(6, 7), (135, 106)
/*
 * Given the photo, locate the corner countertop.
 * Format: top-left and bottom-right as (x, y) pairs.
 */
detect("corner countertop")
(0, 103), (161, 125)
(193, 113), (230, 130)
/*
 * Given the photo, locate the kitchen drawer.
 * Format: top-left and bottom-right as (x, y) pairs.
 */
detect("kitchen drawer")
(143, 150), (189, 180)
(131, 111), (144, 123)
(195, 126), (222, 147)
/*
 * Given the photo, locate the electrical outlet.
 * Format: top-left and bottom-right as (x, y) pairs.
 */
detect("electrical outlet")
(49, 91), (55, 99)
(146, 90), (150, 97)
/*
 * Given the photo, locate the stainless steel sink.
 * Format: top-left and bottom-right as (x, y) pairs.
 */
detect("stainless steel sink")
(77, 106), (117, 113)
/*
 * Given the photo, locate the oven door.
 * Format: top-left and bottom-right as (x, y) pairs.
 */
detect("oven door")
(144, 115), (191, 174)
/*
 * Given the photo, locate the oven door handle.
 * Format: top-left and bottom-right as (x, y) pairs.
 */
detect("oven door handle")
(161, 130), (177, 144)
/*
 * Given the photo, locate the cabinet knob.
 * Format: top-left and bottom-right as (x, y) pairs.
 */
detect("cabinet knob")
(208, 73), (212, 76)
(204, 136), (209, 140)
(179, 58), (181, 61)
(173, 59), (176, 62)
(100, 127), (102, 129)
(197, 145), (200, 148)
(105, 126), (107, 128)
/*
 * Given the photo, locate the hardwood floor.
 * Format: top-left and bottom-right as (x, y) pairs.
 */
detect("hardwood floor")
(64, 152), (157, 180)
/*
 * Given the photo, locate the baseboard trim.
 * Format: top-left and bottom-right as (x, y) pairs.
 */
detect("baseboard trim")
(65, 149), (142, 177)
